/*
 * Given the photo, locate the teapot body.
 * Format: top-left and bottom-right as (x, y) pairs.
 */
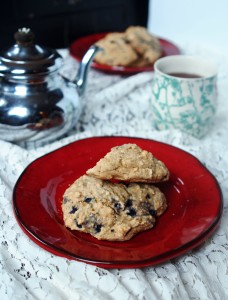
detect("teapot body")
(0, 72), (81, 143)
(0, 28), (101, 144)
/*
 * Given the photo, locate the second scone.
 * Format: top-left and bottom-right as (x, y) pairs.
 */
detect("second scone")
(62, 175), (167, 241)
(86, 143), (169, 183)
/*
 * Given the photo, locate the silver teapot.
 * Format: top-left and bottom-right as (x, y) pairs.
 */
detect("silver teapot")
(0, 28), (100, 143)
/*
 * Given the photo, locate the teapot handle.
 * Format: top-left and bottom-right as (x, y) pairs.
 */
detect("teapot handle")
(75, 44), (102, 96)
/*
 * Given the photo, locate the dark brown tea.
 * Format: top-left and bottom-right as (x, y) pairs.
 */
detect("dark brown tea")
(167, 72), (202, 78)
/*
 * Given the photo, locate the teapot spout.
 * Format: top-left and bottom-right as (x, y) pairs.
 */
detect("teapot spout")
(75, 45), (102, 96)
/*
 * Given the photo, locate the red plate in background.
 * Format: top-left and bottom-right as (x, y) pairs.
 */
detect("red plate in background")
(13, 136), (222, 268)
(69, 33), (180, 74)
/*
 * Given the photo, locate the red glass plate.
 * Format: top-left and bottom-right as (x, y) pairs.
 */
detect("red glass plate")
(13, 137), (222, 269)
(69, 33), (180, 74)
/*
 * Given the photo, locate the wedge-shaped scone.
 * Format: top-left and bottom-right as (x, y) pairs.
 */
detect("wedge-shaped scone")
(86, 143), (169, 183)
(125, 26), (162, 61)
(62, 175), (167, 241)
(94, 35), (138, 66)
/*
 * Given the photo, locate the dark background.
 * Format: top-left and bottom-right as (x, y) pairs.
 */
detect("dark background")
(0, 0), (149, 50)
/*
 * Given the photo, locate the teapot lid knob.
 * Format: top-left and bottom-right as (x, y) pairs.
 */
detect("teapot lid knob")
(14, 28), (35, 46)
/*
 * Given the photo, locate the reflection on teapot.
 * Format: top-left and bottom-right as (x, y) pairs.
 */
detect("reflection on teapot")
(0, 28), (101, 143)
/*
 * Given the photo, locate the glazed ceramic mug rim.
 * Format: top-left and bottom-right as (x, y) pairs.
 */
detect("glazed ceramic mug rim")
(154, 55), (217, 80)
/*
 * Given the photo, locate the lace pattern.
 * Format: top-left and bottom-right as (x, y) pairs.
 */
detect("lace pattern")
(0, 43), (227, 300)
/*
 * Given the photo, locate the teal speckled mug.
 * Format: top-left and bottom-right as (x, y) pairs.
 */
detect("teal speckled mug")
(151, 55), (217, 138)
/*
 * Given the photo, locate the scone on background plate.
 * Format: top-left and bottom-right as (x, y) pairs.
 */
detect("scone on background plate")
(94, 26), (162, 67)
(86, 143), (169, 183)
(125, 26), (162, 65)
(94, 35), (138, 66)
(62, 175), (167, 241)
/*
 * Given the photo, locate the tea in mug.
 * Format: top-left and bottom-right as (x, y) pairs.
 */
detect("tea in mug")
(167, 72), (202, 78)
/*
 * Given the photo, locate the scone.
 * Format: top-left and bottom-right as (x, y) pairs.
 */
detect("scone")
(94, 34), (138, 66)
(104, 32), (126, 41)
(62, 175), (167, 241)
(94, 26), (161, 67)
(86, 144), (169, 183)
(125, 26), (162, 64)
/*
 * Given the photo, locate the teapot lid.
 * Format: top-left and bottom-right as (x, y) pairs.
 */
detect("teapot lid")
(0, 28), (62, 77)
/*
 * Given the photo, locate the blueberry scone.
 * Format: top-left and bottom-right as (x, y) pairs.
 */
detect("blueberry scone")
(86, 144), (169, 183)
(125, 26), (162, 65)
(62, 175), (167, 241)
(94, 34), (138, 66)
(93, 26), (161, 67)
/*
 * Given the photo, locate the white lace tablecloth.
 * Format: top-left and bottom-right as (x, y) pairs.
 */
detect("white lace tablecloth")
(0, 44), (228, 300)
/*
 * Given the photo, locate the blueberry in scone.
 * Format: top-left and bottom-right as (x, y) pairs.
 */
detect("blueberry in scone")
(86, 143), (169, 183)
(62, 175), (167, 241)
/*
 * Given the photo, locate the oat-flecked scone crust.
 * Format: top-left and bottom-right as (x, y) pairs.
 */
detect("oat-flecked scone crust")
(62, 175), (167, 241)
(86, 143), (169, 183)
